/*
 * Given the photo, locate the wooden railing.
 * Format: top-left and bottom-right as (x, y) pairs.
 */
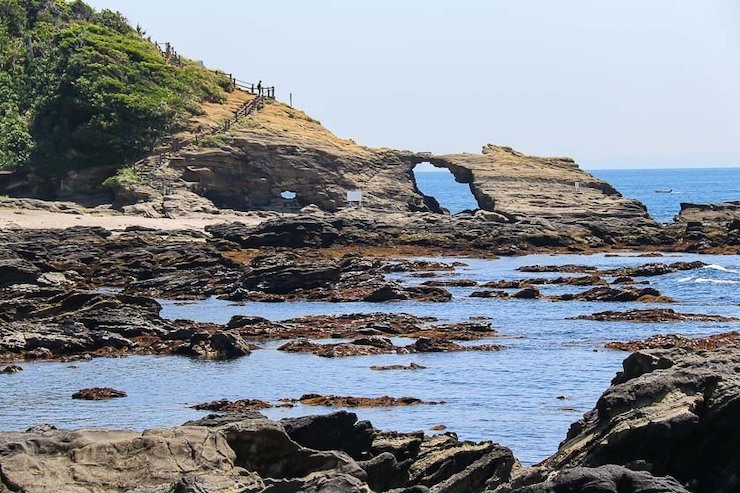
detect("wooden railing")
(134, 40), (277, 183)
(155, 42), (183, 66)
(134, 95), (266, 178)
(232, 78), (275, 99)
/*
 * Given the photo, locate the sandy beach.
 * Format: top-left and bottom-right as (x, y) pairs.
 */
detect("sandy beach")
(0, 208), (264, 232)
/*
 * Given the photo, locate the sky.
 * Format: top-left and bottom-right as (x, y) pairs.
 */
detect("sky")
(85, 0), (740, 169)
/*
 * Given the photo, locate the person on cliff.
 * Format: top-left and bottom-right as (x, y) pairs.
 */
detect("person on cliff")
(257, 80), (262, 96)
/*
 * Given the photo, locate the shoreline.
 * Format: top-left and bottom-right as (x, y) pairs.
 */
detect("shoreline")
(1, 204), (738, 257)
(0, 207), (265, 232)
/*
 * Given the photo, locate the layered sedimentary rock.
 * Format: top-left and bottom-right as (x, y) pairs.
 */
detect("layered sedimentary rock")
(170, 101), (659, 244)
(0, 411), (515, 493)
(664, 201), (740, 252)
(174, 102), (434, 213)
(526, 347), (740, 493)
(674, 201), (740, 224)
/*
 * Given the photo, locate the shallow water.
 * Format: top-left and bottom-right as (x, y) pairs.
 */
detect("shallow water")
(3, 252), (739, 465)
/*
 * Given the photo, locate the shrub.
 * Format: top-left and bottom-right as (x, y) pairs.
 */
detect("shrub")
(196, 133), (227, 148)
(0, 0), (232, 179)
(102, 165), (141, 189)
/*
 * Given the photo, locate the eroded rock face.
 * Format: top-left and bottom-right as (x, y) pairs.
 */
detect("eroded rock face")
(675, 201), (740, 224)
(0, 412), (515, 493)
(0, 426), (258, 493)
(540, 347), (740, 493)
(173, 105), (659, 245)
(666, 201), (740, 253)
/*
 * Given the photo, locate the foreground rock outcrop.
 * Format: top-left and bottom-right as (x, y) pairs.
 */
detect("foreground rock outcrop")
(528, 347), (740, 493)
(494, 465), (690, 493)
(0, 411), (515, 493)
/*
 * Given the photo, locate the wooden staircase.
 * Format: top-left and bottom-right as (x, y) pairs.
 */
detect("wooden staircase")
(130, 54), (277, 191)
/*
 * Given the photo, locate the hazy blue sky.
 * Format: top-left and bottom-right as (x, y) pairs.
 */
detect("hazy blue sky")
(86, 0), (739, 169)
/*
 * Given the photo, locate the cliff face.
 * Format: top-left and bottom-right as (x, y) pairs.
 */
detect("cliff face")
(175, 101), (433, 213)
(173, 100), (656, 236)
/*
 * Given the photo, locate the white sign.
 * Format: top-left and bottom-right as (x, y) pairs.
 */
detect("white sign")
(347, 191), (363, 203)
(574, 181), (580, 190)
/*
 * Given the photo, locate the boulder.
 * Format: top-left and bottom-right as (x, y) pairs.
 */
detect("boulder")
(209, 331), (252, 359)
(281, 411), (375, 460)
(0, 258), (40, 287)
(71, 387), (127, 400)
(512, 287), (540, 299)
(1, 365), (23, 374)
(494, 465), (689, 493)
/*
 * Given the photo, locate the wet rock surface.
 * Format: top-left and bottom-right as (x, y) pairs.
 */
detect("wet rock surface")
(370, 362), (427, 371)
(192, 398), (276, 412)
(229, 312), (498, 343)
(0, 287), (254, 362)
(287, 394), (444, 408)
(553, 286), (673, 303)
(517, 264), (598, 273)
(605, 331), (740, 351)
(278, 336), (505, 358)
(598, 260), (707, 278)
(72, 387), (127, 400)
(574, 308), (739, 323)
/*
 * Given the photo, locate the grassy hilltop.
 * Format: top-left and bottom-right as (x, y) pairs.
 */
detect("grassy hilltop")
(0, 0), (232, 177)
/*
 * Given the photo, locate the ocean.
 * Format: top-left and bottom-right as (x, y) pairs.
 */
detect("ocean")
(593, 168), (740, 223)
(414, 167), (740, 221)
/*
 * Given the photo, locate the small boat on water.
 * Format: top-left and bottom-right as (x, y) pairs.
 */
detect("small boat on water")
(654, 188), (673, 193)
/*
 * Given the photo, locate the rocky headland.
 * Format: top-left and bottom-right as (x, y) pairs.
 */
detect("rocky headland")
(3, 77), (738, 254)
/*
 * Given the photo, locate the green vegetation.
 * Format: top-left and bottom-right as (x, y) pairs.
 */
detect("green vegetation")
(101, 165), (140, 189)
(196, 133), (227, 148)
(0, 0), (232, 178)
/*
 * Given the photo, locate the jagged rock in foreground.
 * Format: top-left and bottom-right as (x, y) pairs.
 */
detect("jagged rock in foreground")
(0, 411), (515, 493)
(493, 464), (689, 493)
(525, 347), (740, 493)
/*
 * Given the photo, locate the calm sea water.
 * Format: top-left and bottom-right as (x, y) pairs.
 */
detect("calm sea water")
(414, 167), (740, 220)
(592, 168), (740, 223)
(3, 252), (739, 464)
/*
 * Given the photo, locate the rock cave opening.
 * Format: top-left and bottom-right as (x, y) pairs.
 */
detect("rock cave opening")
(280, 190), (299, 210)
(412, 162), (478, 214)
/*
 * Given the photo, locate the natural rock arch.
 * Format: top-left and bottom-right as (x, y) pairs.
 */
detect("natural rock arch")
(411, 162), (479, 213)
